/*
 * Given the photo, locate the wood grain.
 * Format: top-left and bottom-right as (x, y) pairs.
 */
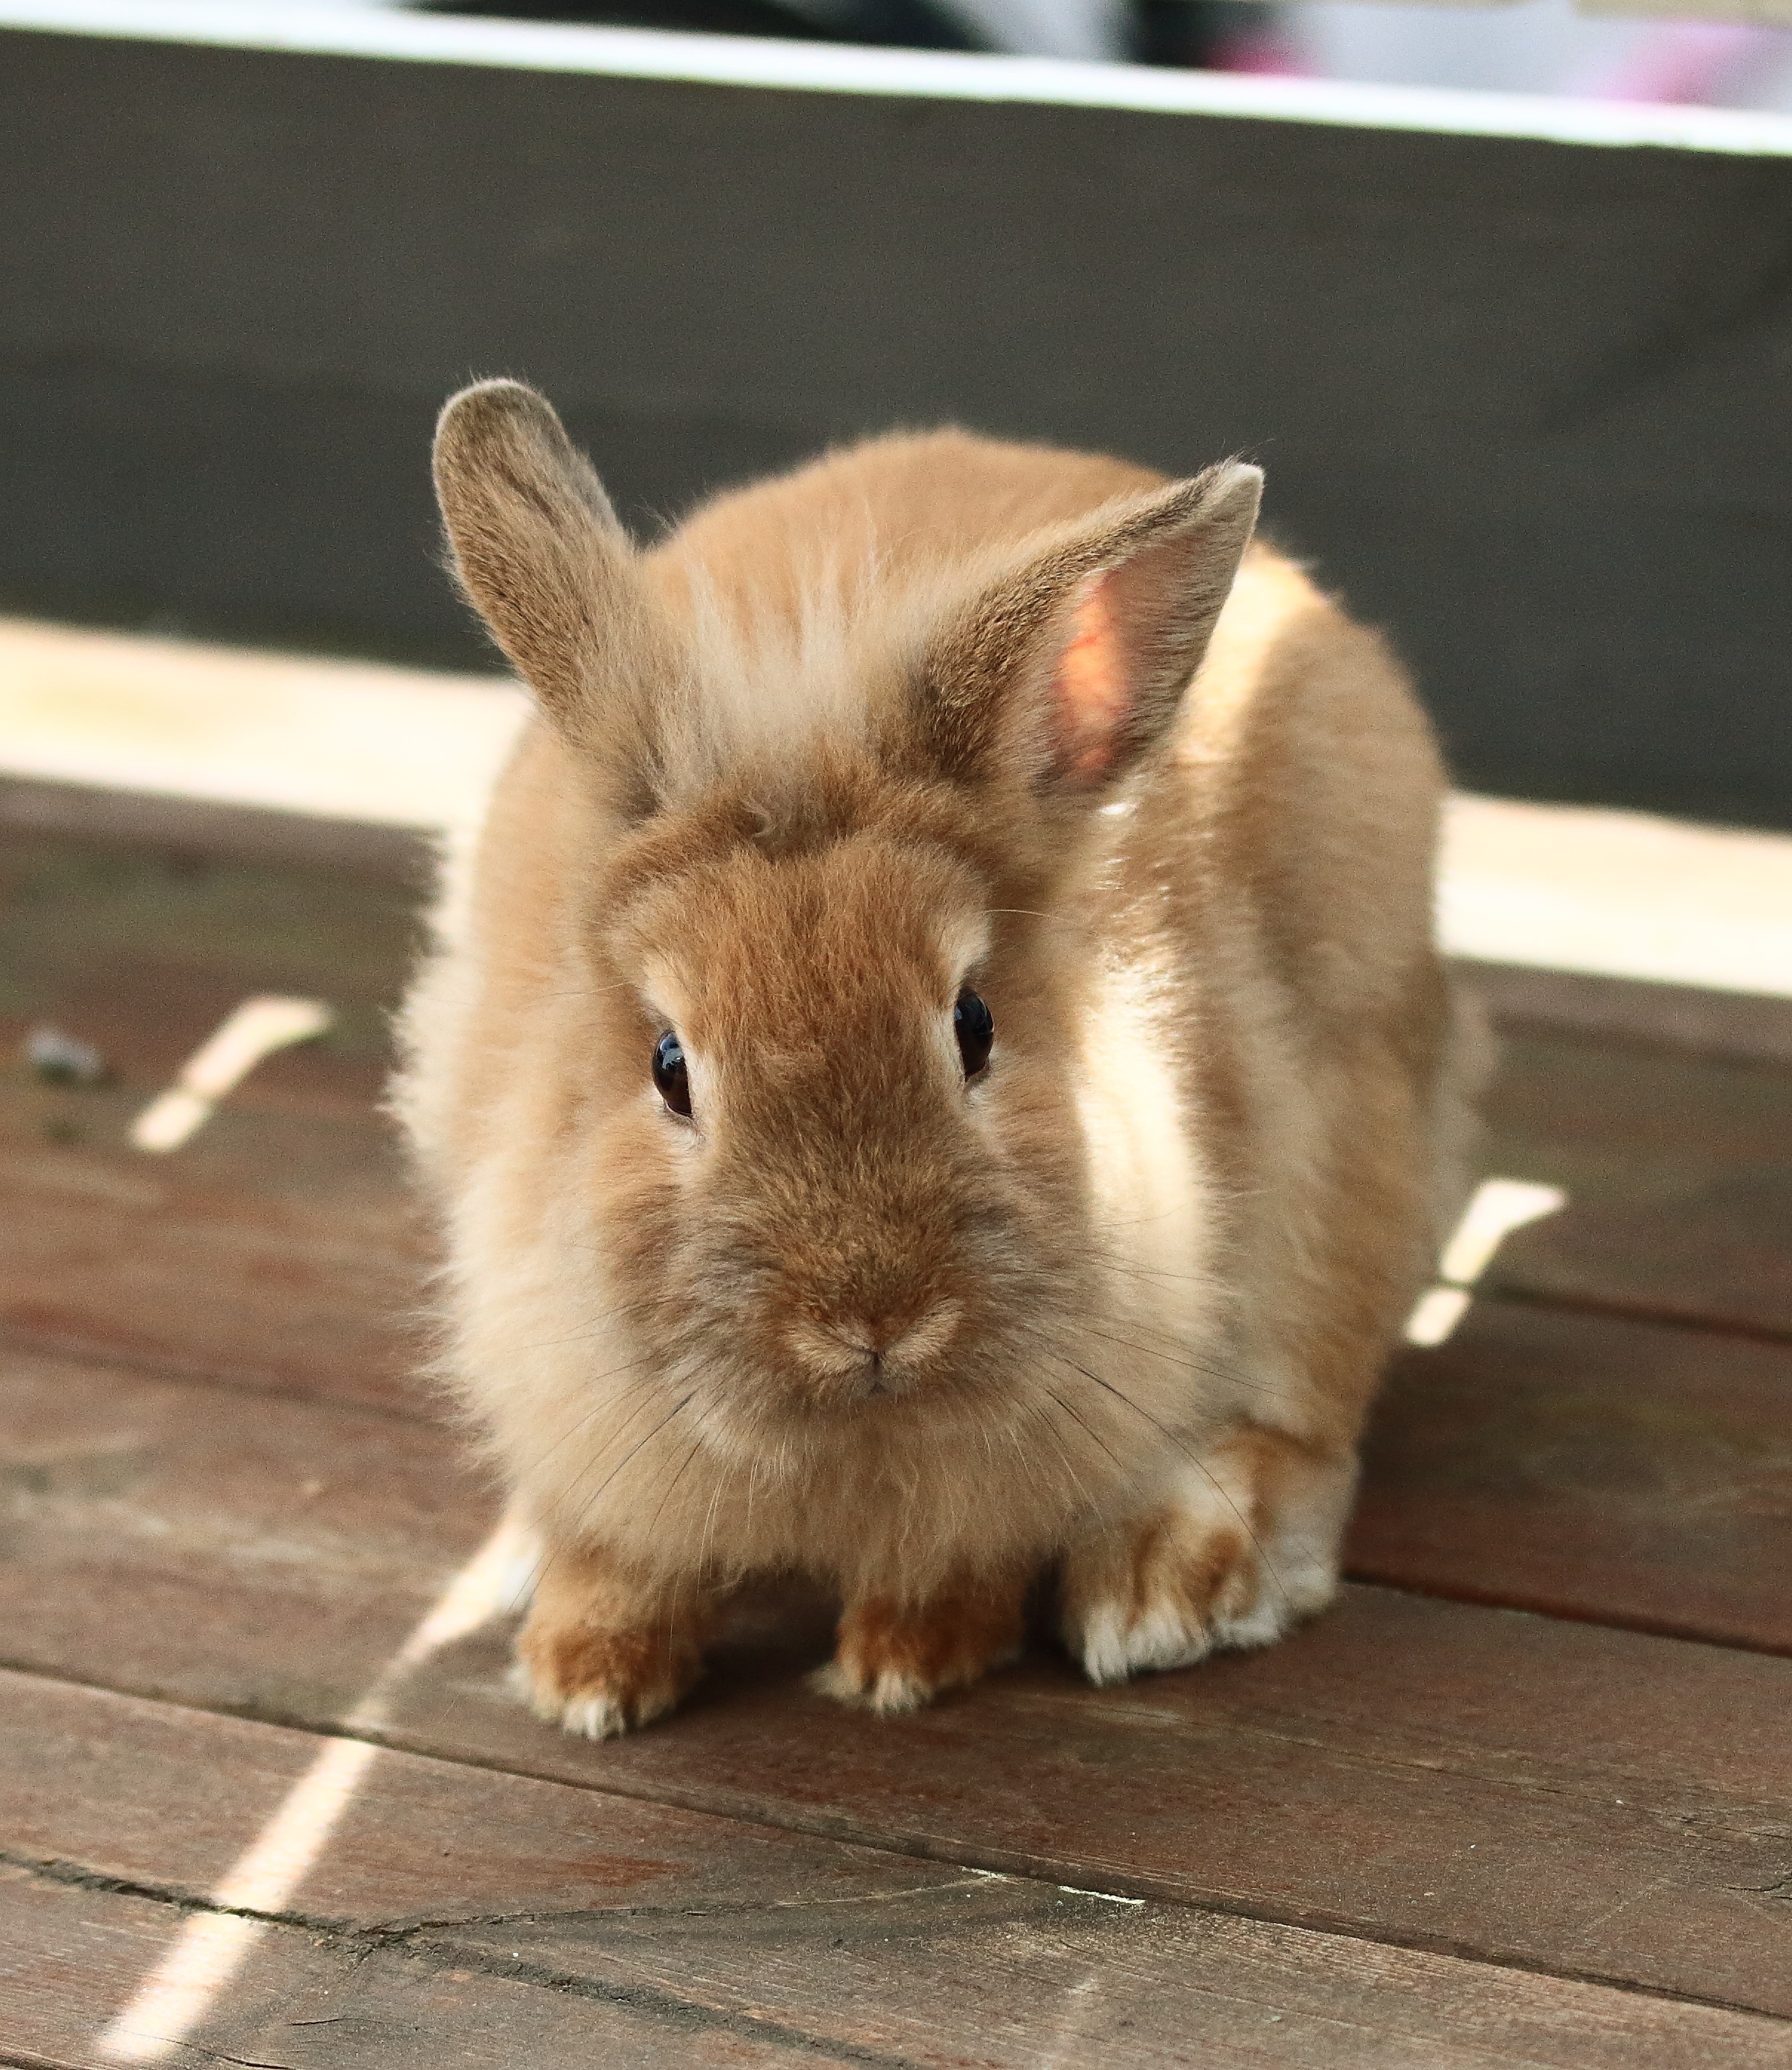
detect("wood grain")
(523, 1594), (1792, 2018)
(0, 1087), (429, 1413)
(5, 1352), (1791, 2015)
(0, 1349), (481, 1715)
(6, 1675), (1788, 2069)
(1481, 1025), (1792, 1340)
(1353, 1296), (1792, 1652)
(0, 1862), (840, 2070)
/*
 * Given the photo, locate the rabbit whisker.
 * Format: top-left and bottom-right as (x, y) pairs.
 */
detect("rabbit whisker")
(1029, 1390), (1102, 1513)
(1077, 1320), (1279, 1400)
(1031, 1343), (1290, 1611)
(526, 1386), (699, 1596)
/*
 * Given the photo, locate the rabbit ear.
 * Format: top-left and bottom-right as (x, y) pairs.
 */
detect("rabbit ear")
(918, 460), (1262, 798)
(434, 380), (673, 798)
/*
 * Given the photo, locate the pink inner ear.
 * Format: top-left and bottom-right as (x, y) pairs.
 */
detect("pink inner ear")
(1055, 571), (1129, 781)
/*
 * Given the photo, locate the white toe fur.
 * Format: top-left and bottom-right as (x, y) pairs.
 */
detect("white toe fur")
(507, 1650), (682, 1738)
(1207, 1597), (1289, 1654)
(1073, 1548), (1338, 1686)
(561, 1691), (631, 1739)
(806, 1659), (860, 1704)
(506, 1656), (560, 1721)
(1077, 1599), (1214, 1685)
(1065, 1446), (1351, 1688)
(807, 1659), (932, 1714)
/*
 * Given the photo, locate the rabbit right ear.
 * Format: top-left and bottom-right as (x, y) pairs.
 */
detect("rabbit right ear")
(433, 381), (673, 800)
(914, 461), (1261, 804)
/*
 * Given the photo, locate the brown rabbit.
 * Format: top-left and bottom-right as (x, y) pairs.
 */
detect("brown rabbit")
(395, 379), (1471, 1738)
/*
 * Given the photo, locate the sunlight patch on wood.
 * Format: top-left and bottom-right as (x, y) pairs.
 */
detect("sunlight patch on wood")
(1438, 1178), (1571, 1288)
(1440, 797), (1792, 1001)
(1403, 1285), (1475, 1349)
(0, 615), (526, 836)
(1403, 1177), (1568, 1347)
(129, 996), (334, 1152)
(94, 1513), (537, 2064)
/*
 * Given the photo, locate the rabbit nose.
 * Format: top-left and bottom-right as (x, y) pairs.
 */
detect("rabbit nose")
(836, 1300), (962, 1373)
(833, 1317), (910, 1401)
(783, 1294), (965, 1400)
(836, 1315), (902, 1359)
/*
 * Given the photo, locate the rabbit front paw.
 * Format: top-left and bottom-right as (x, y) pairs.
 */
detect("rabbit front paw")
(1060, 1435), (1352, 1687)
(509, 1541), (708, 1738)
(511, 1618), (702, 1739)
(810, 1571), (1027, 1715)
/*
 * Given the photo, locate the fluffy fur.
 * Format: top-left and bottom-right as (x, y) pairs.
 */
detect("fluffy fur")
(395, 380), (1473, 1737)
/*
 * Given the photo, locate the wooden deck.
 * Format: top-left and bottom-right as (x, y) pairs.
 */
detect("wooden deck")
(3, 822), (1791, 2067)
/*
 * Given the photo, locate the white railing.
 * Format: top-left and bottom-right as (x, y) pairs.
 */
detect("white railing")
(1, 1), (1789, 125)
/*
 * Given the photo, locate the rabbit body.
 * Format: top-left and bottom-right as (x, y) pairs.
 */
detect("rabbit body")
(397, 384), (1469, 1735)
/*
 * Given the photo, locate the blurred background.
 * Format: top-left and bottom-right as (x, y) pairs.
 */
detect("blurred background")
(1, 0), (1789, 826)
(295, 0), (1792, 108)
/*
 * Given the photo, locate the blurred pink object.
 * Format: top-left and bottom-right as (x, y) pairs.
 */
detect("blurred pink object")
(1211, 27), (1315, 74)
(1571, 20), (1779, 102)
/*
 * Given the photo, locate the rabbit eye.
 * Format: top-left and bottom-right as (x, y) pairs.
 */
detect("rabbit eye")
(954, 988), (993, 1077)
(652, 1031), (692, 1117)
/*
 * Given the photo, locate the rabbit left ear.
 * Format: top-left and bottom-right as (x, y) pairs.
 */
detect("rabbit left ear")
(917, 460), (1262, 797)
(433, 380), (680, 819)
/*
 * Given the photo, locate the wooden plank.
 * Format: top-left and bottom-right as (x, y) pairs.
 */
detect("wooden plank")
(1440, 796), (1792, 1006)
(1481, 1025), (1792, 1339)
(450, 1902), (1792, 2070)
(0, 827), (415, 1097)
(1352, 1295), (1792, 1652)
(0, 1349), (483, 1715)
(0, 1864), (836, 2070)
(0, 613), (520, 838)
(6, 1352), (1792, 2016)
(0, 769), (436, 881)
(2, 22), (1791, 823)
(0, 1090), (427, 1414)
(0, 1670), (986, 1930)
(1466, 959), (1792, 1071)
(0, 830), (429, 1409)
(482, 1596), (1792, 2019)
(5, 1675), (1788, 2070)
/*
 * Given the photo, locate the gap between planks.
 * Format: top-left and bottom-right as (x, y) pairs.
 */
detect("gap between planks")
(0, 1864), (887, 2070)
(1472, 1279), (1792, 1352)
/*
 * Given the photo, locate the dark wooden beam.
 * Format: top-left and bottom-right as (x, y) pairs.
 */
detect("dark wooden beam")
(2, 13), (1789, 821)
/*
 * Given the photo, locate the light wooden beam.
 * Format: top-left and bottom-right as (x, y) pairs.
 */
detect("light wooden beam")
(4, 615), (1788, 999)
